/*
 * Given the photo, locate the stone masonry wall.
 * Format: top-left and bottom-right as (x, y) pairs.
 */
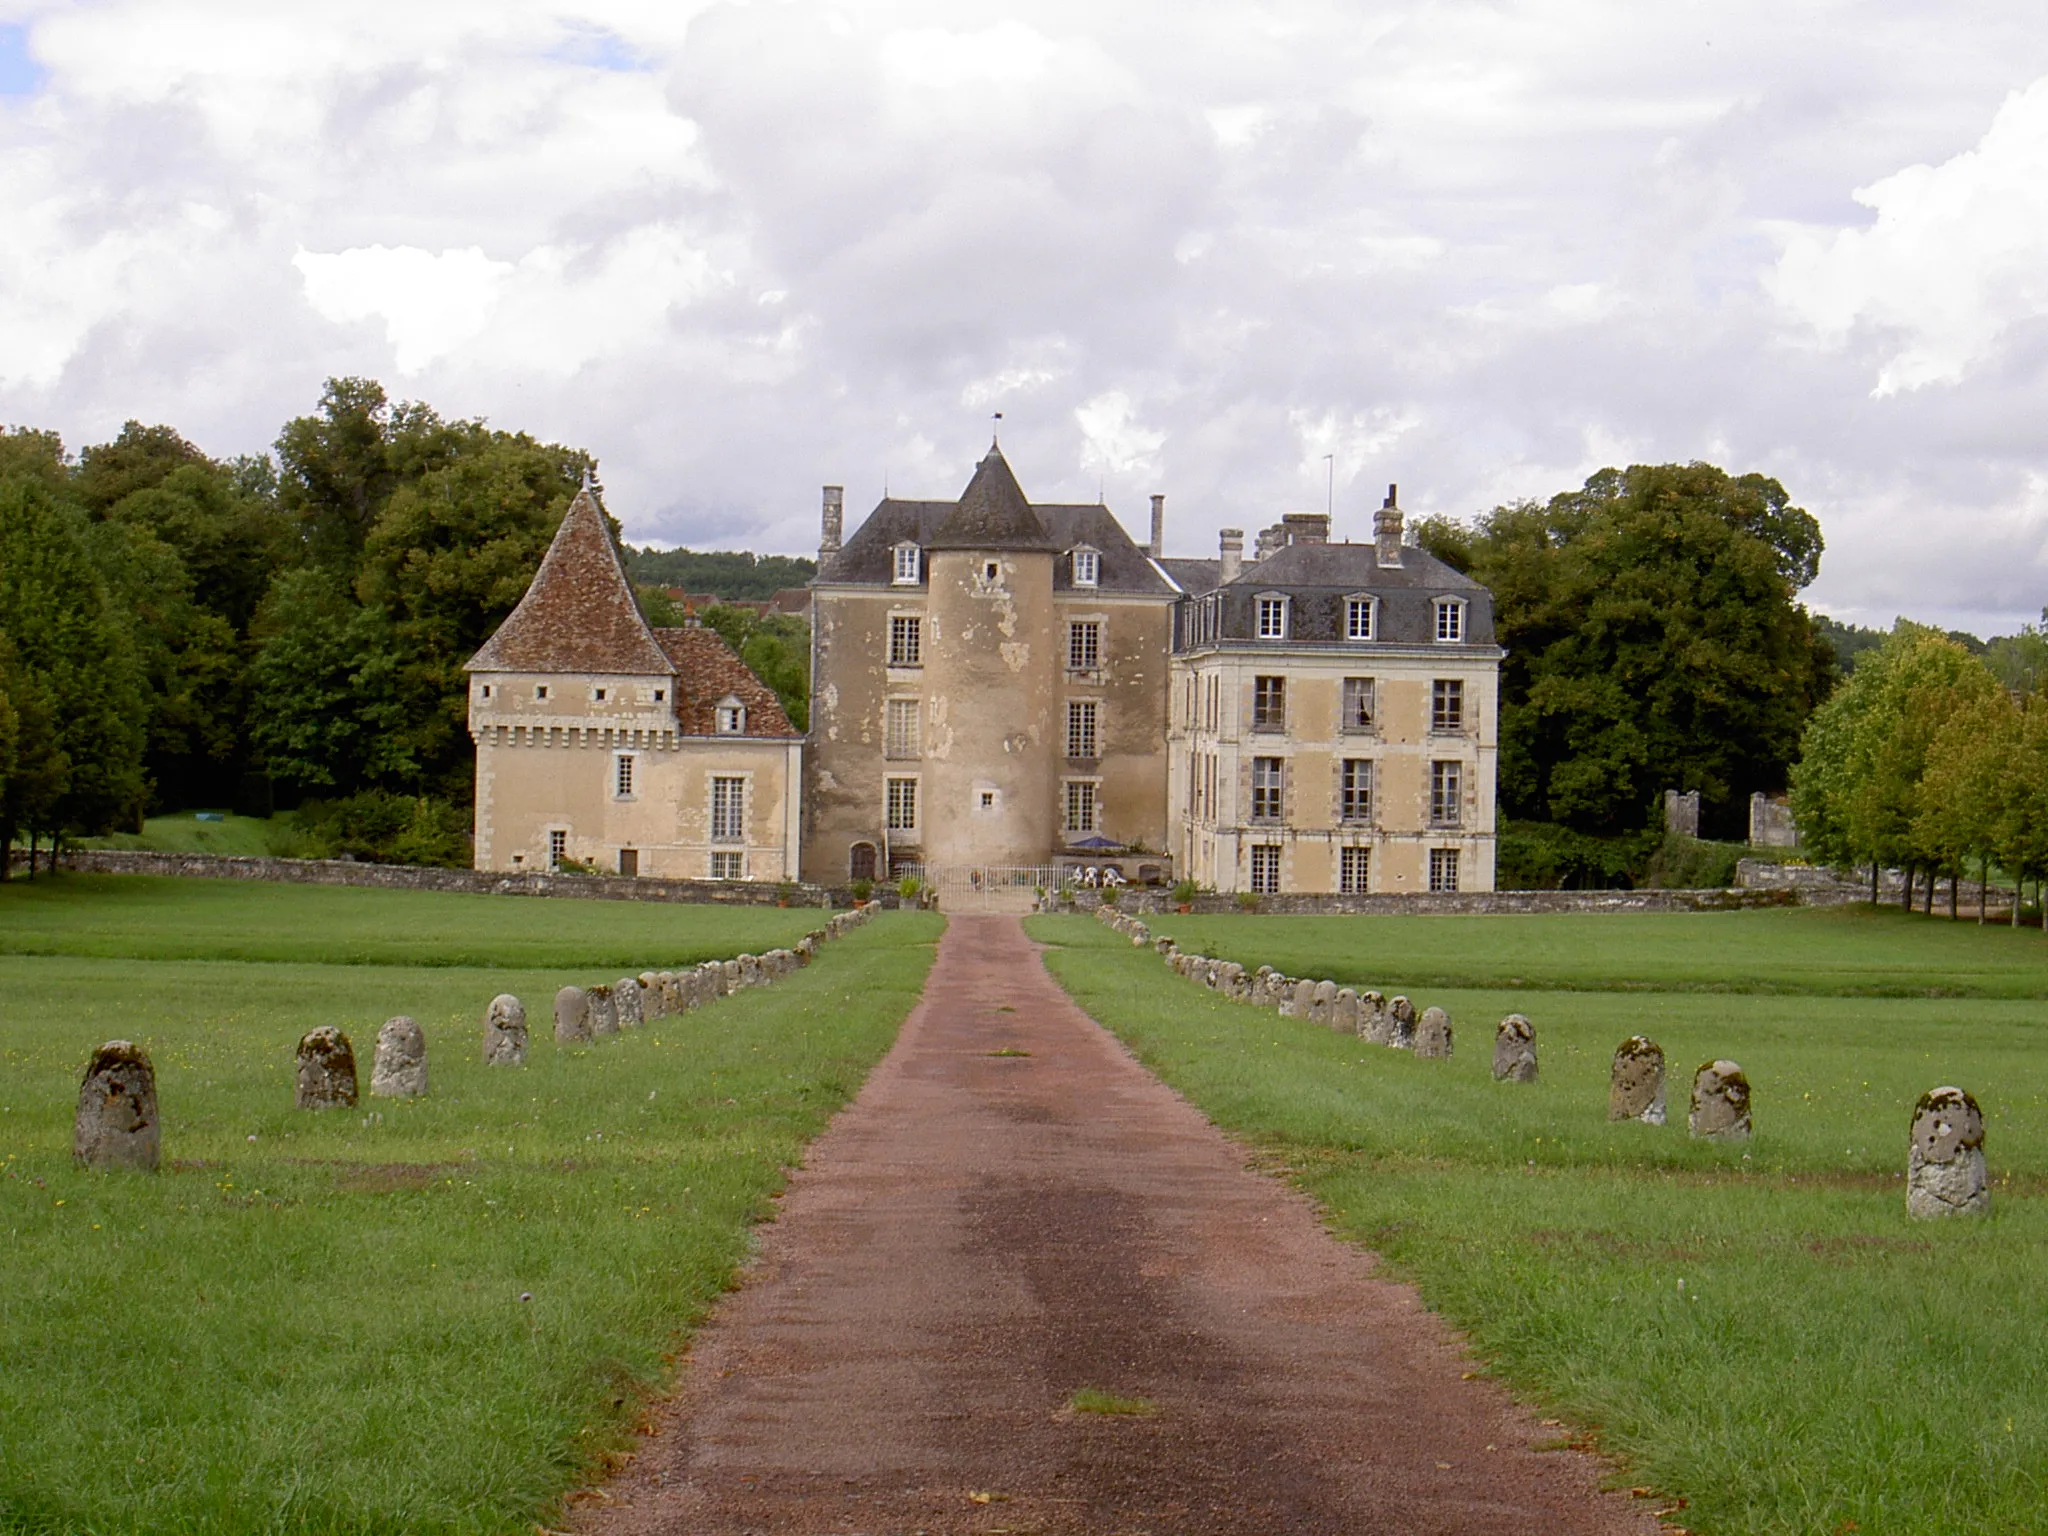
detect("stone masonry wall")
(1072, 884), (1796, 917)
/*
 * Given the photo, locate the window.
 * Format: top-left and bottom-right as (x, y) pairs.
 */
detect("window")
(535, 685), (549, 700)
(1064, 780), (1098, 833)
(983, 560), (1000, 583)
(1340, 846), (1370, 894)
(885, 698), (920, 758)
(893, 543), (922, 585)
(1430, 760), (1463, 827)
(1342, 677), (1375, 732)
(1257, 595), (1288, 639)
(594, 687), (607, 702)
(1430, 847), (1460, 892)
(1432, 679), (1465, 732)
(1067, 620), (1100, 671)
(548, 828), (567, 869)
(1250, 844), (1281, 894)
(1072, 547), (1099, 586)
(1252, 675), (1286, 731)
(711, 776), (745, 841)
(480, 684), (493, 699)
(614, 754), (636, 798)
(710, 850), (744, 880)
(889, 615), (922, 667)
(1251, 756), (1284, 821)
(1434, 598), (1465, 642)
(1066, 700), (1098, 758)
(653, 688), (666, 703)
(1340, 759), (1372, 823)
(886, 777), (918, 832)
(1346, 597), (1375, 641)
(715, 700), (746, 734)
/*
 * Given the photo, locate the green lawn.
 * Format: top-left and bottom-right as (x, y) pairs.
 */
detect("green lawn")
(0, 876), (940, 1535)
(1030, 907), (2048, 1536)
(72, 810), (293, 857)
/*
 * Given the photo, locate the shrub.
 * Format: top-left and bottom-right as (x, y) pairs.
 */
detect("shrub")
(291, 791), (472, 868)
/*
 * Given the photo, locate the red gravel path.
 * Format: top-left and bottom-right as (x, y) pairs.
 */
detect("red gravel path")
(579, 915), (1660, 1535)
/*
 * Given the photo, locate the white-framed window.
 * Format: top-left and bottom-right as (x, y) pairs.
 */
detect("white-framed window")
(885, 698), (921, 759)
(1064, 779), (1099, 833)
(1432, 679), (1465, 732)
(1067, 700), (1099, 758)
(1342, 676), (1375, 732)
(1430, 847), (1460, 892)
(1250, 756), (1284, 821)
(889, 615), (922, 667)
(1067, 620), (1101, 671)
(715, 697), (746, 734)
(613, 753), (636, 799)
(892, 542), (922, 585)
(1430, 760), (1463, 827)
(1071, 547), (1099, 586)
(710, 850), (744, 880)
(1346, 596), (1376, 641)
(1434, 598), (1466, 642)
(711, 776), (746, 841)
(1340, 759), (1372, 823)
(1257, 594), (1289, 639)
(548, 828), (568, 868)
(1340, 846), (1370, 894)
(1252, 675), (1285, 731)
(1250, 844), (1281, 894)
(886, 776), (918, 832)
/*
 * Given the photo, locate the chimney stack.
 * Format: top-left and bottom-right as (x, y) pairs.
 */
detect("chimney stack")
(1218, 527), (1244, 586)
(1374, 483), (1404, 568)
(1149, 493), (1166, 558)
(1282, 511), (1330, 545)
(820, 485), (844, 558)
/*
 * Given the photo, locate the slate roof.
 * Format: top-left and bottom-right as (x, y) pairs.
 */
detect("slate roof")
(1175, 540), (1497, 648)
(817, 453), (1174, 596)
(1158, 557), (1221, 593)
(653, 627), (801, 739)
(927, 447), (1057, 551)
(468, 488), (674, 675)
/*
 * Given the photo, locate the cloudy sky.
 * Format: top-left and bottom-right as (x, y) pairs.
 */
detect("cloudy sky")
(4, 1), (2048, 633)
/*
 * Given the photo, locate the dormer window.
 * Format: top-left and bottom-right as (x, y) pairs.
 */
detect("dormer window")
(715, 696), (746, 734)
(1071, 547), (1100, 587)
(893, 543), (922, 585)
(1346, 596), (1376, 641)
(1256, 594), (1289, 640)
(1434, 598), (1466, 642)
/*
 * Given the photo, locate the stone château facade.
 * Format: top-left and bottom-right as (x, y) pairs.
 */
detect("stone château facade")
(465, 487), (803, 880)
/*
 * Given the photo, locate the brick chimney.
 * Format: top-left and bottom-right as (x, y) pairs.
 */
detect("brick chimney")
(1218, 527), (1243, 586)
(1374, 483), (1404, 568)
(1149, 493), (1166, 558)
(820, 485), (843, 559)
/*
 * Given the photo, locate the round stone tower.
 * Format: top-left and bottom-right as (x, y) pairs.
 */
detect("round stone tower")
(920, 447), (1061, 867)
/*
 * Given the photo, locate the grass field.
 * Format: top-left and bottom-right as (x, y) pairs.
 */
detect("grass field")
(70, 811), (293, 857)
(1030, 907), (2048, 1536)
(0, 876), (940, 1536)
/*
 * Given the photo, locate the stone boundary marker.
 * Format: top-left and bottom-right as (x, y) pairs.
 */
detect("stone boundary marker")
(1907, 1086), (1989, 1218)
(1609, 1037), (1667, 1125)
(66, 901), (885, 1169)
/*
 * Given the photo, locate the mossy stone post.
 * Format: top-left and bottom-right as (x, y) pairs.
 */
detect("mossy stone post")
(1386, 996), (1418, 1050)
(613, 978), (644, 1028)
(483, 994), (528, 1065)
(1609, 1036), (1666, 1124)
(1359, 992), (1389, 1043)
(554, 986), (591, 1044)
(370, 1016), (427, 1099)
(1415, 1006), (1453, 1059)
(1493, 1014), (1538, 1083)
(295, 1027), (358, 1110)
(74, 1041), (161, 1171)
(587, 984), (618, 1037)
(1688, 1060), (1751, 1141)
(1907, 1086), (1989, 1218)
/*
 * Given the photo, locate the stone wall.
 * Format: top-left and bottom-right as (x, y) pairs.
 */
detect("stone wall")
(4, 848), (873, 907)
(1070, 884), (1796, 917)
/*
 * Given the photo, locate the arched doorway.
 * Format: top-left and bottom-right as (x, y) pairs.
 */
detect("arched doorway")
(849, 841), (878, 882)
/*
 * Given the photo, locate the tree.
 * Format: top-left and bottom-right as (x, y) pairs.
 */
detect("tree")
(246, 569), (414, 796)
(1421, 463), (1837, 838)
(698, 603), (811, 732)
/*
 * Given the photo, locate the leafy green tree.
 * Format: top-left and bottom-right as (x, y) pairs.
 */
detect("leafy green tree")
(1422, 463), (1836, 838)
(246, 570), (414, 795)
(73, 421), (208, 513)
(623, 546), (816, 600)
(699, 603), (811, 732)
(1983, 611), (2048, 695)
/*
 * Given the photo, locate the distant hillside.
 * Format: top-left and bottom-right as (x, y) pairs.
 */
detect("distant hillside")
(624, 546), (817, 600)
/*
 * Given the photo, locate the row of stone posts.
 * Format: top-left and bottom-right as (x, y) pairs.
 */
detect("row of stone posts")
(72, 902), (885, 1171)
(1094, 905), (1991, 1219)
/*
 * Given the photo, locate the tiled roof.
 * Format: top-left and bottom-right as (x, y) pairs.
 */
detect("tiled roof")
(653, 627), (801, 739)
(468, 488), (673, 675)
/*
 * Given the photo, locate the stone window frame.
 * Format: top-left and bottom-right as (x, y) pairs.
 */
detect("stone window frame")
(1339, 844), (1371, 894)
(1066, 617), (1103, 673)
(710, 774), (748, 842)
(892, 542), (923, 586)
(1066, 698), (1100, 759)
(479, 683), (494, 700)
(1344, 594), (1377, 642)
(1256, 592), (1289, 640)
(1249, 843), (1281, 895)
(714, 695), (747, 734)
(612, 751), (638, 801)
(889, 612), (923, 668)
(1431, 678), (1465, 733)
(1249, 755), (1285, 822)
(1433, 597), (1466, 643)
(1070, 545), (1100, 587)
(1251, 674), (1286, 733)
(547, 827), (569, 869)
(710, 850), (745, 881)
(1429, 847), (1460, 892)
(535, 684), (550, 701)
(1338, 758), (1373, 824)
(886, 775), (919, 833)
(1341, 676), (1376, 733)
(1429, 759), (1463, 828)
(650, 685), (667, 704)
(884, 697), (921, 760)
(592, 685), (609, 703)
(1062, 777), (1101, 834)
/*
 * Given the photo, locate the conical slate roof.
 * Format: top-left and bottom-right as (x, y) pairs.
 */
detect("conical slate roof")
(927, 445), (1058, 550)
(467, 487), (673, 675)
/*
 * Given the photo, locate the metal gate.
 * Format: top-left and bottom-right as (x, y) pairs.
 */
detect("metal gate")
(924, 864), (1066, 913)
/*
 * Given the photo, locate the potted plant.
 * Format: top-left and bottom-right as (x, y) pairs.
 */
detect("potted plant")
(1172, 878), (1199, 914)
(775, 879), (797, 907)
(850, 876), (874, 904)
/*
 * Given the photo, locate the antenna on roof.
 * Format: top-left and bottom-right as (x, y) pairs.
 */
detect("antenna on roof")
(1323, 453), (1334, 519)
(991, 411), (1003, 448)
